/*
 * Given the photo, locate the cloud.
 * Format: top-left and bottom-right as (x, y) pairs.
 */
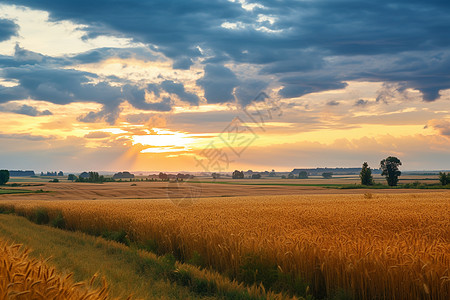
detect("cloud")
(0, 133), (54, 141)
(196, 64), (239, 104)
(235, 79), (268, 106)
(172, 56), (193, 70)
(160, 80), (199, 105)
(326, 100), (340, 106)
(354, 99), (369, 106)
(232, 133), (450, 170)
(0, 18), (18, 42)
(279, 76), (348, 99)
(0, 63), (174, 123)
(0, 103), (52, 116)
(3, 0), (450, 104)
(84, 131), (111, 139)
(427, 119), (450, 136)
(72, 47), (159, 64)
(77, 104), (122, 125)
(125, 113), (167, 127)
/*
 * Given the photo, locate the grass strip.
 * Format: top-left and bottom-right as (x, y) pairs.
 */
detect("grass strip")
(0, 189), (37, 194)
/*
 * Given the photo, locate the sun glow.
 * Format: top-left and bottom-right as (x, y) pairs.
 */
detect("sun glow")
(131, 128), (196, 153)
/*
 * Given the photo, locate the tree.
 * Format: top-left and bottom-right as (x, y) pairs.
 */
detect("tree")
(322, 172), (333, 179)
(158, 172), (168, 180)
(89, 171), (100, 182)
(287, 173), (294, 179)
(298, 171), (308, 179)
(380, 156), (402, 186)
(0, 170), (9, 185)
(360, 162), (374, 185)
(438, 172), (450, 185)
(251, 173), (261, 179)
(68, 174), (76, 182)
(232, 170), (244, 179)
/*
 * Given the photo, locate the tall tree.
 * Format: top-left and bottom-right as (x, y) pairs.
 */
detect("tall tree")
(360, 162), (374, 185)
(0, 170), (9, 185)
(232, 170), (244, 179)
(380, 157), (402, 186)
(438, 172), (450, 185)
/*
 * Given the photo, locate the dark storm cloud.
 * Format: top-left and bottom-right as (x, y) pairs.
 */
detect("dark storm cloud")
(2, 0), (450, 102)
(279, 74), (348, 99)
(196, 64), (239, 104)
(0, 66), (110, 104)
(0, 18), (18, 41)
(160, 80), (199, 105)
(172, 57), (194, 70)
(235, 79), (268, 106)
(72, 47), (159, 64)
(197, 64), (239, 103)
(0, 44), (70, 68)
(6, 104), (52, 116)
(0, 64), (172, 123)
(354, 99), (369, 106)
(326, 100), (340, 106)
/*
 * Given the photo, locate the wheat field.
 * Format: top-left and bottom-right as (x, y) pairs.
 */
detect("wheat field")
(1, 192), (449, 299)
(0, 239), (110, 299)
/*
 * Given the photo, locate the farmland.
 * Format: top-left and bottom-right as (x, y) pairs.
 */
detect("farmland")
(0, 181), (448, 299)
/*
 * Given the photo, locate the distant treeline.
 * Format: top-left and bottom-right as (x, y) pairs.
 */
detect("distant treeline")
(291, 167), (382, 175)
(9, 170), (35, 177)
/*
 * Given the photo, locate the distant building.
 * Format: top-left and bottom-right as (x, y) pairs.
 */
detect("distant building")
(112, 171), (135, 180)
(9, 170), (35, 177)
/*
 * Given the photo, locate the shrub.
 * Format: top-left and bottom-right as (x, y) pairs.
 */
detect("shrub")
(237, 253), (279, 289)
(140, 239), (159, 254)
(322, 172), (333, 179)
(31, 207), (50, 225)
(363, 193), (373, 199)
(187, 250), (205, 268)
(51, 212), (66, 229)
(0, 204), (15, 214)
(101, 230), (130, 246)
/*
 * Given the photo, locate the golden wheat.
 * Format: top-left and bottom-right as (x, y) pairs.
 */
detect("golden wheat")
(0, 239), (110, 299)
(2, 192), (449, 299)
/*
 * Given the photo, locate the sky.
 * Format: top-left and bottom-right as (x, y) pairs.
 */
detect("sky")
(0, 0), (449, 172)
